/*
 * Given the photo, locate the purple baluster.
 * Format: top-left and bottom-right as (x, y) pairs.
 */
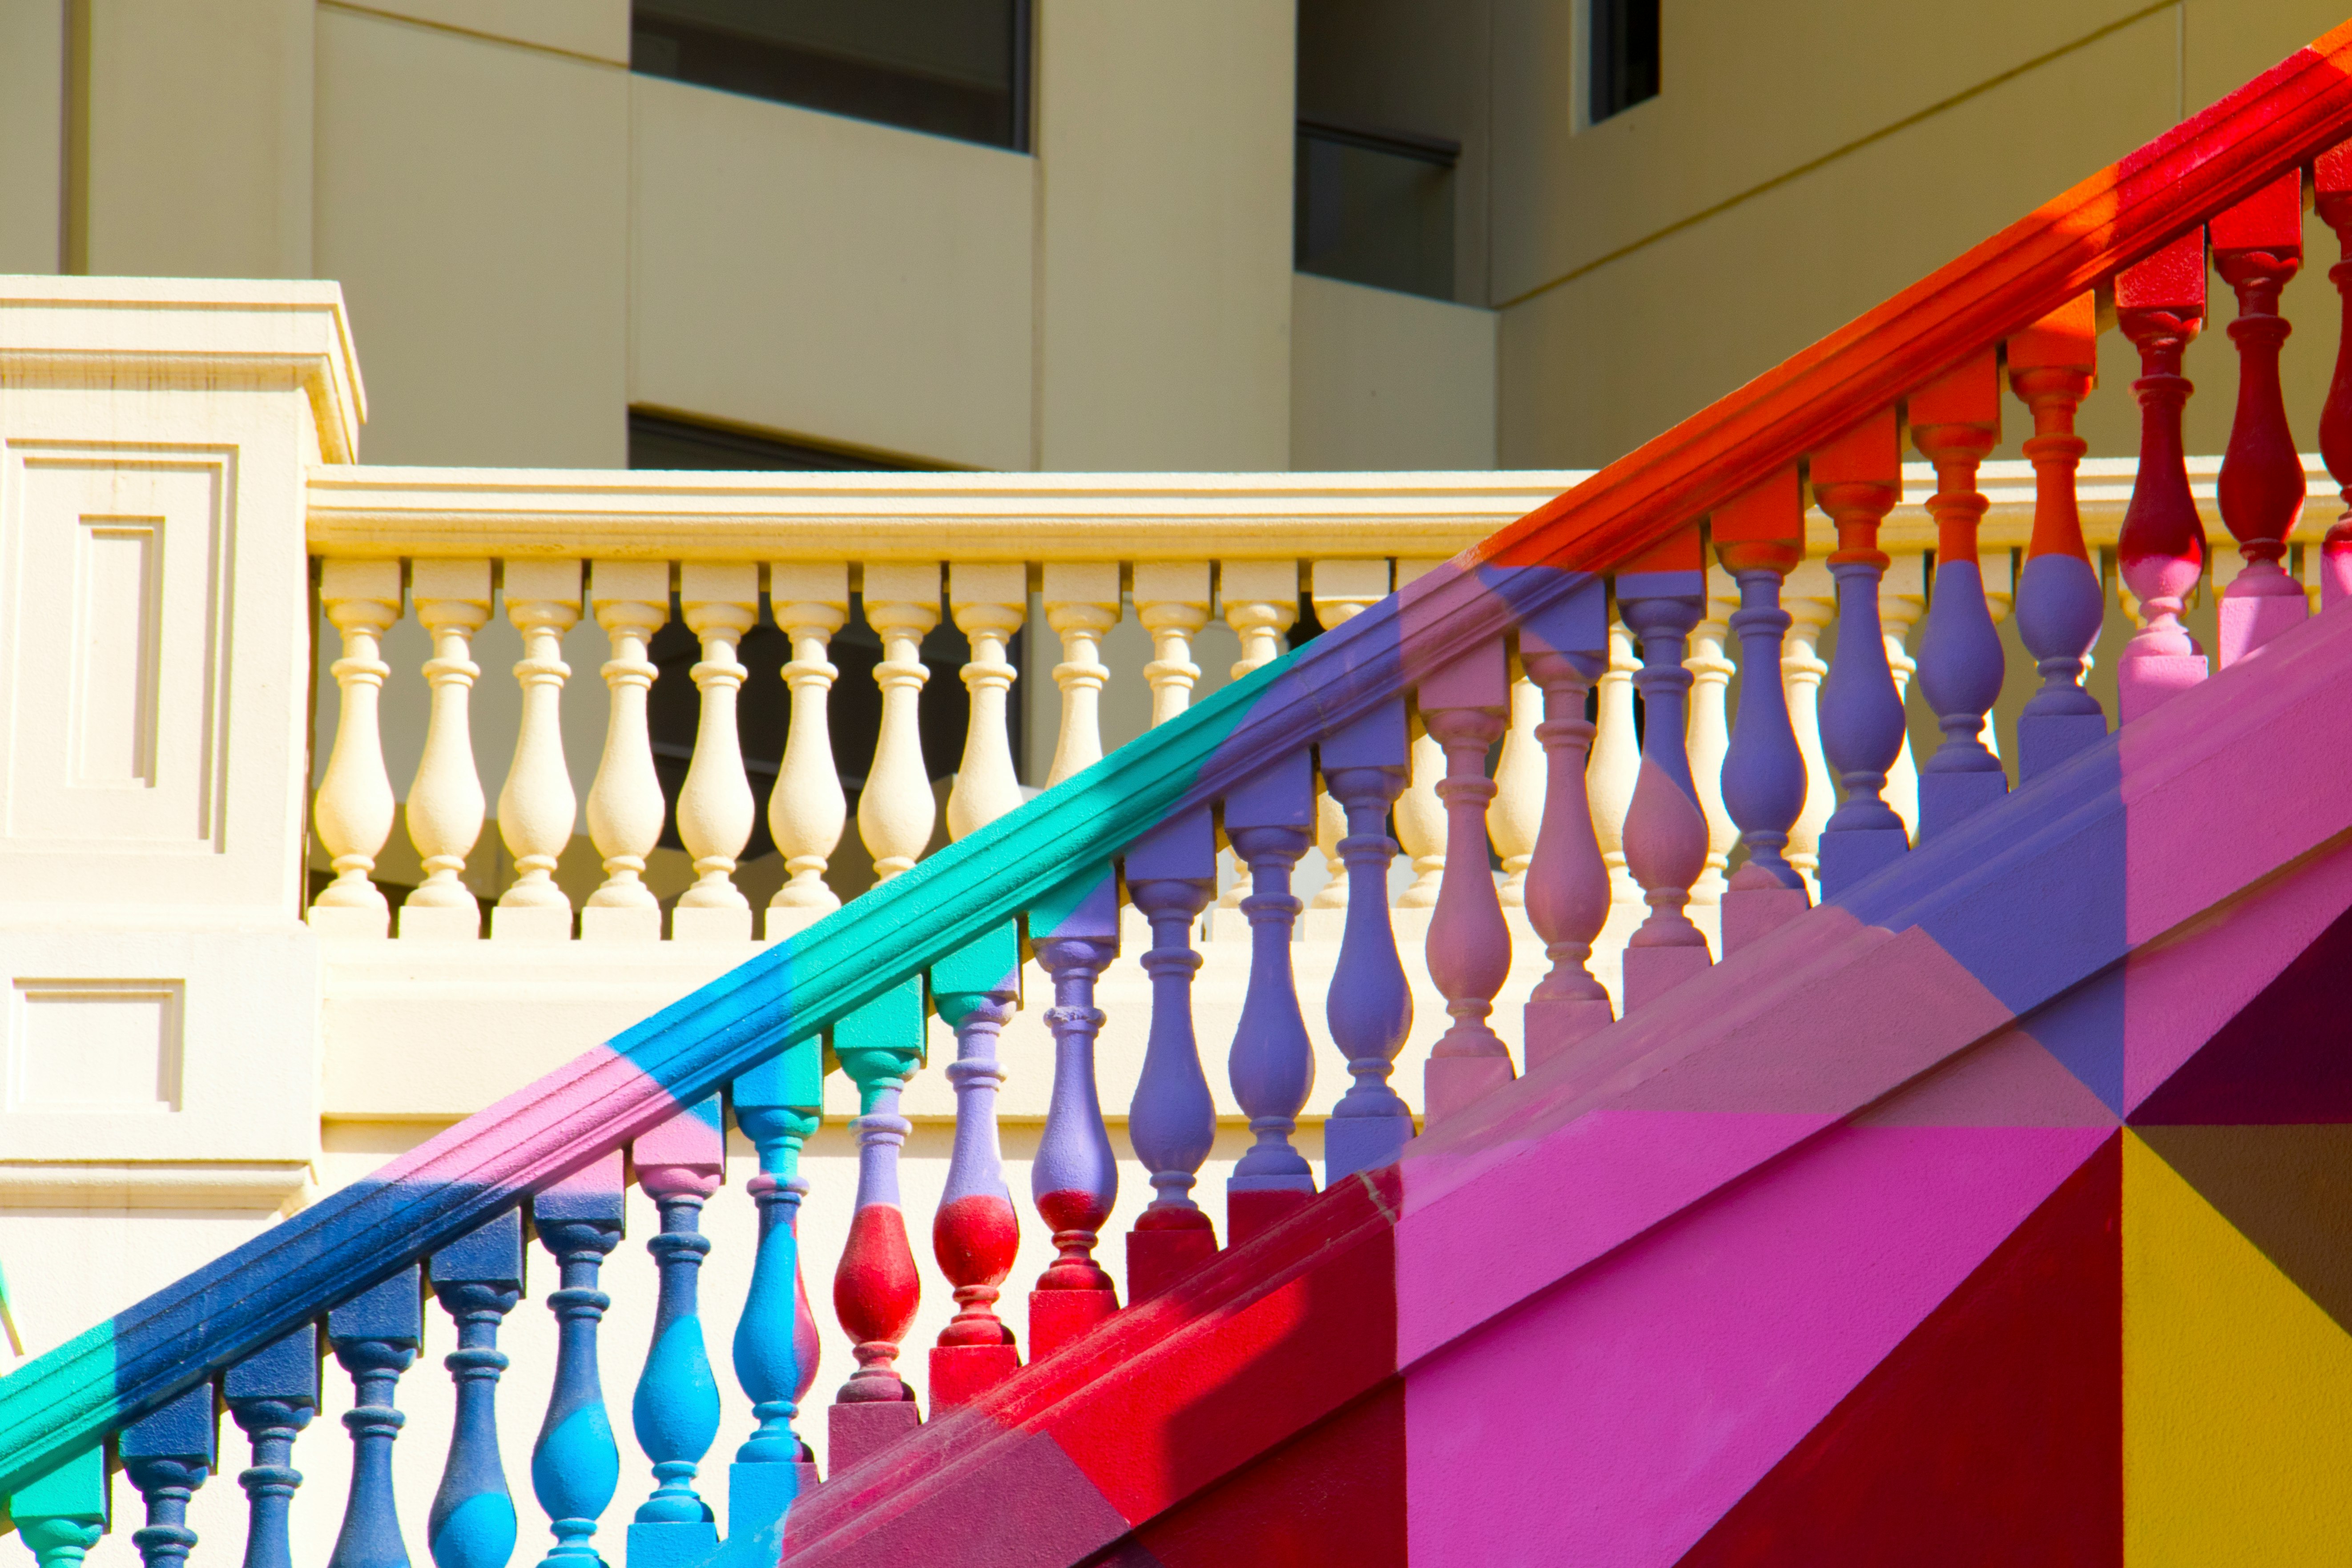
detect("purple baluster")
(1321, 700), (1416, 1179)
(1028, 867), (1122, 1359)
(1810, 411), (1910, 897)
(121, 1383), (216, 1568)
(1419, 638), (1514, 1127)
(1518, 576), (1617, 1057)
(1911, 352), (2010, 841)
(1223, 750), (1318, 1245)
(1711, 470), (1813, 953)
(2008, 296), (2109, 780)
(928, 922), (1025, 1406)
(1617, 559), (1712, 1009)
(1124, 806), (1221, 1303)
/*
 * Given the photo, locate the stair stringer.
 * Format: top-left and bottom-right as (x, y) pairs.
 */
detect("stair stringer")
(776, 603), (2352, 1567)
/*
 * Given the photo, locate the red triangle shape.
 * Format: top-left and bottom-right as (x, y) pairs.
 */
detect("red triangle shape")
(1674, 1133), (2122, 1568)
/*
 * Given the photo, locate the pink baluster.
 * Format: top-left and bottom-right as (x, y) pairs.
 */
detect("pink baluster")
(2314, 140), (2352, 608)
(2213, 170), (2309, 666)
(2007, 294), (2109, 778)
(1419, 638), (1514, 1127)
(2115, 229), (2211, 723)
(1617, 533), (1713, 1011)
(1518, 577), (1616, 1064)
(1711, 468), (1812, 952)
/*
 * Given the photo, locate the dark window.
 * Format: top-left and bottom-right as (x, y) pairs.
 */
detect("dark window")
(631, 0), (1031, 152)
(1293, 118), (1458, 302)
(628, 409), (932, 472)
(1590, 0), (1661, 123)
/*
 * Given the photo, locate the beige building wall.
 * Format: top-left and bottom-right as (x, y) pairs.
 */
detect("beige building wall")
(0, 1), (64, 274)
(1292, 273), (1498, 470)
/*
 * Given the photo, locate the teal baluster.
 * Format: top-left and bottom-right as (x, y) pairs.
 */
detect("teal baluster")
(428, 1211), (526, 1568)
(7, 1444), (109, 1568)
(730, 1038), (826, 1545)
(121, 1383), (216, 1568)
(529, 1154), (624, 1568)
(226, 1329), (317, 1568)
(327, 1268), (425, 1568)
(628, 1098), (725, 1568)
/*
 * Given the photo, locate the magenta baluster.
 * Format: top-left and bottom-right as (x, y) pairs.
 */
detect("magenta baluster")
(2213, 170), (2309, 665)
(1028, 867), (1122, 1359)
(1418, 638), (1513, 1126)
(1710, 470), (1812, 953)
(927, 923), (1025, 1407)
(1124, 807), (1221, 1303)
(1810, 410), (1909, 897)
(1910, 350), (2009, 840)
(1617, 546), (1712, 1009)
(2319, 141), (2352, 609)
(1320, 699), (1416, 1178)
(2115, 229), (2211, 722)
(829, 980), (924, 1472)
(1223, 751), (1319, 1245)
(2008, 294), (2108, 779)
(1517, 576), (1617, 1057)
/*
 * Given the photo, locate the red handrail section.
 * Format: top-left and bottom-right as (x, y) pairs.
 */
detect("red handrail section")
(1477, 20), (2352, 575)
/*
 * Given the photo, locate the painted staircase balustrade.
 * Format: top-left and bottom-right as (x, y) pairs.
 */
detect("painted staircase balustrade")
(2009, 295), (2109, 781)
(1223, 752), (1320, 1242)
(767, 564), (851, 929)
(2320, 144), (2352, 608)
(1779, 565), (1838, 897)
(494, 560), (584, 939)
(830, 979), (926, 1470)
(1683, 572), (1740, 907)
(1518, 582), (1616, 1065)
(927, 923), (1026, 1406)
(2214, 170), (2312, 667)
(1123, 807), (1222, 1303)
(426, 1213), (525, 1568)
(312, 559), (403, 935)
(1909, 350), (2010, 842)
(1392, 712), (1448, 911)
(1486, 663), (1544, 909)
(1811, 410), (1911, 897)
(326, 1267), (423, 1568)
(402, 559), (493, 940)
(673, 567), (759, 940)
(8, 1448), (108, 1568)
(1616, 551), (1715, 1009)
(1877, 566), (1928, 838)
(1044, 563), (1120, 787)
(1310, 559), (1393, 913)
(2115, 229), (2213, 724)
(1135, 562), (1211, 724)
(584, 561), (670, 938)
(1216, 560), (1299, 912)
(628, 1099), (725, 1563)
(226, 1330), (317, 1568)
(728, 1042), (823, 1528)
(858, 563), (940, 883)
(1711, 468), (1814, 955)
(1419, 638), (1514, 1126)
(946, 563), (1027, 840)
(1587, 619), (1644, 912)
(1027, 870), (1123, 1357)
(1319, 700), (1417, 1180)
(529, 1156), (624, 1568)
(121, 1383), (215, 1568)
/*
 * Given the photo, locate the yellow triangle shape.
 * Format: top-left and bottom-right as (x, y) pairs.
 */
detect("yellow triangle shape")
(2126, 1130), (2352, 1564)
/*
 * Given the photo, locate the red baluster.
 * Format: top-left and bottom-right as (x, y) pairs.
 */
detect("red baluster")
(2316, 140), (2352, 608)
(2114, 229), (2210, 723)
(830, 980), (925, 1472)
(2213, 170), (2308, 665)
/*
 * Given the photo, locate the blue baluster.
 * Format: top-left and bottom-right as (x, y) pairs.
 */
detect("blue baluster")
(226, 1328), (318, 1568)
(1224, 751), (1318, 1245)
(730, 1039), (825, 1544)
(1913, 352), (2010, 841)
(529, 1155), (624, 1568)
(830, 978), (927, 1471)
(1027, 866), (1122, 1359)
(2008, 297), (2110, 780)
(629, 1098), (725, 1568)
(1811, 412), (1911, 897)
(428, 1211), (525, 1568)
(1123, 806), (1220, 1303)
(1320, 700), (1415, 1180)
(8, 1445), (109, 1568)
(328, 1267), (424, 1568)
(1711, 470), (1814, 953)
(929, 923), (1026, 1405)
(121, 1383), (215, 1568)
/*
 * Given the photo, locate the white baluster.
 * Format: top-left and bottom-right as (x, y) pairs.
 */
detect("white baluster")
(1042, 563), (1119, 787)
(311, 559), (403, 938)
(765, 563), (850, 938)
(1486, 663), (1543, 909)
(1391, 559), (1446, 912)
(1134, 561), (1210, 725)
(1782, 560), (1837, 899)
(492, 559), (581, 942)
(1880, 557), (1928, 843)
(399, 558), (491, 941)
(946, 562), (1025, 838)
(1215, 559), (1298, 915)
(1684, 566), (1738, 909)
(1308, 558), (1391, 919)
(672, 563), (758, 942)
(858, 562), (939, 882)
(1588, 619), (1643, 912)
(582, 559), (669, 941)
